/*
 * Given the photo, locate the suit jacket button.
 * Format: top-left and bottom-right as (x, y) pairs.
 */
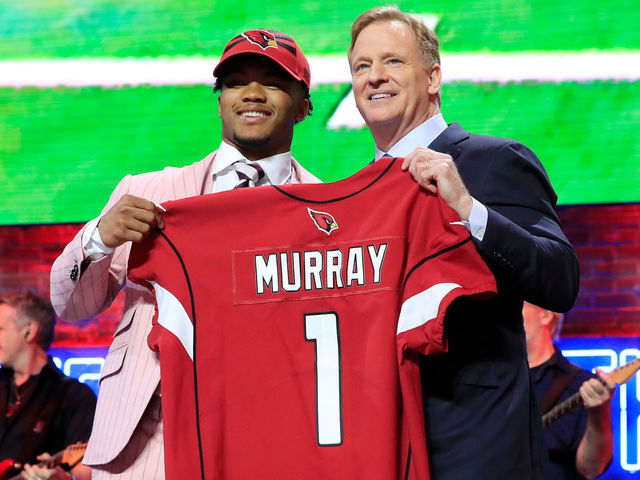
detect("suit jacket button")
(70, 264), (79, 281)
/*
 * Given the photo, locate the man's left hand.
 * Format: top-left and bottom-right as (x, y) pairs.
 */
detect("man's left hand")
(580, 369), (616, 410)
(401, 147), (473, 221)
(20, 453), (72, 480)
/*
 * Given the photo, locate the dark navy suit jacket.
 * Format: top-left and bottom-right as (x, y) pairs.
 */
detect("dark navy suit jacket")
(420, 123), (580, 479)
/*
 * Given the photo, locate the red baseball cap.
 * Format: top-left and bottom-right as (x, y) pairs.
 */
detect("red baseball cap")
(214, 29), (311, 88)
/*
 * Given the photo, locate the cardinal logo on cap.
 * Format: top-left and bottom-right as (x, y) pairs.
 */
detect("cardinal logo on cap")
(308, 208), (339, 235)
(242, 30), (278, 50)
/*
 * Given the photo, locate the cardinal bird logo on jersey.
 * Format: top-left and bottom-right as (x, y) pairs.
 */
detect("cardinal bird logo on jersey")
(242, 30), (278, 50)
(307, 208), (339, 235)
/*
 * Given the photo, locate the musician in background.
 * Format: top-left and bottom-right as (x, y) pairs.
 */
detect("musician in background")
(523, 301), (614, 479)
(0, 291), (94, 480)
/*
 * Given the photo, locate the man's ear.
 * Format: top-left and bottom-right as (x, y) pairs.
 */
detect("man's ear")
(24, 321), (39, 343)
(427, 63), (442, 96)
(218, 95), (222, 118)
(539, 308), (555, 328)
(295, 98), (310, 123)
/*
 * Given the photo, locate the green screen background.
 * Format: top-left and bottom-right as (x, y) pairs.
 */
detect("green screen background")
(1, 0), (639, 224)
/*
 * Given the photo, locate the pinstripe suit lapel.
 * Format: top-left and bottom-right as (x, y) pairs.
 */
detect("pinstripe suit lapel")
(169, 151), (217, 199)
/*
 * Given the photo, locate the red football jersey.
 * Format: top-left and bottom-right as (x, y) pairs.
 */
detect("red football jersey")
(128, 158), (496, 480)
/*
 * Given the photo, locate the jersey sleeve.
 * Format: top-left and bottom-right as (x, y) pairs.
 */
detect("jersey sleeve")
(127, 202), (195, 358)
(397, 193), (497, 358)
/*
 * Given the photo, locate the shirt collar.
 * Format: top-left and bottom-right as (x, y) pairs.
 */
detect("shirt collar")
(530, 346), (564, 382)
(374, 113), (448, 161)
(1, 356), (58, 383)
(214, 140), (292, 185)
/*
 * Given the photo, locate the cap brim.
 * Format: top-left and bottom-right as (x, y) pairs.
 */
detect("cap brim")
(213, 49), (304, 85)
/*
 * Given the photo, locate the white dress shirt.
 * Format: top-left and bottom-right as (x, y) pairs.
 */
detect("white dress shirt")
(83, 141), (294, 259)
(211, 140), (293, 193)
(374, 114), (488, 241)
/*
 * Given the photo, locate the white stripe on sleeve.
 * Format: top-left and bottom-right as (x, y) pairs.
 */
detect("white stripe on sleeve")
(397, 283), (461, 334)
(150, 281), (194, 361)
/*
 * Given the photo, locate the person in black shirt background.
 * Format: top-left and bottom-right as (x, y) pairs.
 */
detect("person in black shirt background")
(523, 301), (614, 479)
(0, 291), (95, 480)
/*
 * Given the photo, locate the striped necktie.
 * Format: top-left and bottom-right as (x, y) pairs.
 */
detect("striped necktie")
(233, 161), (266, 188)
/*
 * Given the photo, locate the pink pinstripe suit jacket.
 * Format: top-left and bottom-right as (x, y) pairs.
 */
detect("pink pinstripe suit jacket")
(50, 151), (320, 467)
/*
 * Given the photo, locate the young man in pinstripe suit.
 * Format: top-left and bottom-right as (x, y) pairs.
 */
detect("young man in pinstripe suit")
(50, 29), (319, 479)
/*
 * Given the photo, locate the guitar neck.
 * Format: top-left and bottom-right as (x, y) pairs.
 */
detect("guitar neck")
(46, 450), (65, 468)
(541, 358), (640, 428)
(542, 391), (583, 428)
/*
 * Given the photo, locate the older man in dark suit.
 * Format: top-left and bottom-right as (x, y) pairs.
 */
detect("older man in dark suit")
(348, 6), (579, 479)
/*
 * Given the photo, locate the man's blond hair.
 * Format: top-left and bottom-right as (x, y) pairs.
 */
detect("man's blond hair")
(348, 5), (441, 105)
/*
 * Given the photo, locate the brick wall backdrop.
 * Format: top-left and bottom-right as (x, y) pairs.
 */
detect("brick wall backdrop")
(558, 203), (640, 337)
(0, 223), (124, 346)
(1, 202), (639, 345)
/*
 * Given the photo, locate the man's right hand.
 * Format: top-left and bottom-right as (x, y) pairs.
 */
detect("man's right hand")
(97, 194), (165, 249)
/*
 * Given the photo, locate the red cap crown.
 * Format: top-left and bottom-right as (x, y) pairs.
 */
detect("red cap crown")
(214, 29), (310, 88)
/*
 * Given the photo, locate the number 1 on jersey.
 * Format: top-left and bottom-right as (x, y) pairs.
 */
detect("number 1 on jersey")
(304, 312), (343, 446)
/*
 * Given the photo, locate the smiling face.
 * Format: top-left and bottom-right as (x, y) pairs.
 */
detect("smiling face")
(217, 55), (309, 160)
(350, 20), (441, 150)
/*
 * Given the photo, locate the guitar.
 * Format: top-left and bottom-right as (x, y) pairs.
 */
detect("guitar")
(542, 358), (640, 428)
(0, 441), (87, 480)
